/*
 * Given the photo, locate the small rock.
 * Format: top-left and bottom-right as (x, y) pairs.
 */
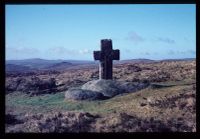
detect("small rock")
(140, 103), (147, 107)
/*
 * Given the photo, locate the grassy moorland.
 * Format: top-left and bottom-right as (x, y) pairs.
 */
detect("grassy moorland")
(6, 79), (195, 117)
(5, 60), (196, 132)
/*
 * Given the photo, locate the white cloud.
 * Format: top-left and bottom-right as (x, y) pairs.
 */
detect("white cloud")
(168, 49), (196, 55)
(49, 46), (92, 56)
(140, 52), (150, 55)
(125, 31), (145, 44)
(48, 46), (77, 55)
(6, 46), (39, 54)
(157, 37), (175, 44)
(78, 49), (92, 55)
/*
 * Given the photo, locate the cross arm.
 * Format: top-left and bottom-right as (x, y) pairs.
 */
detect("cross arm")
(112, 49), (120, 60)
(93, 51), (101, 60)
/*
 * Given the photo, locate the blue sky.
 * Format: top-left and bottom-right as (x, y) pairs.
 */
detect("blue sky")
(6, 4), (196, 60)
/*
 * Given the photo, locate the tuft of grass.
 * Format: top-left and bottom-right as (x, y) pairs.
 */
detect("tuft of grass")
(152, 79), (195, 86)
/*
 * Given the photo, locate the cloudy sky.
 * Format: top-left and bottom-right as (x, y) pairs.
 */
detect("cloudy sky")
(6, 4), (196, 60)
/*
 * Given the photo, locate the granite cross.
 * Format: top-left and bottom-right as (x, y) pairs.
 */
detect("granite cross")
(93, 39), (120, 79)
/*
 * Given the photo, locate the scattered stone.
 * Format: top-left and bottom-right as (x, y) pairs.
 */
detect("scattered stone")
(5, 114), (23, 125)
(140, 103), (147, 107)
(6, 77), (57, 95)
(127, 64), (142, 72)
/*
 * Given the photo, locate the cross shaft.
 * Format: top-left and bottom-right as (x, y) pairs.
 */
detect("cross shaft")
(94, 39), (120, 79)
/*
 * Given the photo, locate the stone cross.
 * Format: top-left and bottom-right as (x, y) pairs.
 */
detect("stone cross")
(93, 39), (120, 79)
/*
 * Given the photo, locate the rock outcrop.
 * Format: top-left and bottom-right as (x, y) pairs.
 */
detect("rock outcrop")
(6, 77), (57, 95)
(65, 79), (150, 100)
(65, 88), (108, 101)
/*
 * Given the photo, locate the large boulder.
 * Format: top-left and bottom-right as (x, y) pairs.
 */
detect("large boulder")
(65, 88), (108, 101)
(81, 79), (125, 97)
(65, 79), (150, 101)
(82, 79), (150, 97)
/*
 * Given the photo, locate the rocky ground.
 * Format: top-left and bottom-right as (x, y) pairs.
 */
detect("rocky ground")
(5, 60), (196, 132)
(6, 60), (195, 95)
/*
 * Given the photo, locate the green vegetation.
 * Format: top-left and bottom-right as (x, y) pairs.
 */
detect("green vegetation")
(6, 91), (104, 114)
(6, 79), (195, 117)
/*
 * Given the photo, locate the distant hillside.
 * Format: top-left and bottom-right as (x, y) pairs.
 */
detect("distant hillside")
(6, 64), (31, 72)
(6, 58), (64, 69)
(115, 59), (155, 64)
(6, 58), (195, 72)
(117, 58), (195, 64)
(6, 58), (95, 72)
(47, 62), (74, 70)
(160, 58), (196, 62)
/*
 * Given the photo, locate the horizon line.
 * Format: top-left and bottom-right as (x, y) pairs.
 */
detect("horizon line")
(6, 57), (196, 61)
